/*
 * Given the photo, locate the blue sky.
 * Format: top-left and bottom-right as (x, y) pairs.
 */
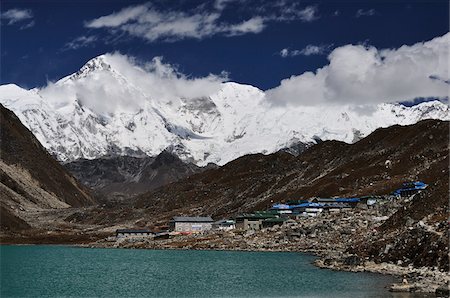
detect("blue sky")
(1, 0), (448, 92)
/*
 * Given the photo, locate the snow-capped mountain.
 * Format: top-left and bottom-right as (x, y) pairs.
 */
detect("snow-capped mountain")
(1, 54), (449, 166)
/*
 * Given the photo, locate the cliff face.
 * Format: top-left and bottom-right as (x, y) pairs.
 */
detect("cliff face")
(0, 105), (95, 232)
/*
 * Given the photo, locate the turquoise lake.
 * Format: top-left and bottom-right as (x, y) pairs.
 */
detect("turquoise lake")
(1, 245), (400, 297)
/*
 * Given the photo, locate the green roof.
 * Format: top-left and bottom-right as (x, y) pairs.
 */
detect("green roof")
(236, 212), (278, 219)
(263, 217), (287, 223)
(254, 210), (278, 215)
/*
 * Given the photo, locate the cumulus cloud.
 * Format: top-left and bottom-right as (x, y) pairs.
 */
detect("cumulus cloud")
(40, 53), (228, 115)
(279, 44), (332, 57)
(85, 2), (318, 42)
(355, 8), (376, 18)
(267, 33), (450, 106)
(1, 8), (34, 28)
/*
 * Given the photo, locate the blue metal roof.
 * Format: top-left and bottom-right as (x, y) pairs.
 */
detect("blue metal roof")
(271, 203), (291, 210)
(335, 198), (360, 203)
(292, 202), (325, 208)
(393, 181), (428, 195)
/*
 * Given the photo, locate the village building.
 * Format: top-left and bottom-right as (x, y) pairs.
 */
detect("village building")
(116, 229), (153, 238)
(393, 181), (428, 197)
(289, 202), (324, 217)
(323, 203), (353, 213)
(235, 211), (278, 231)
(261, 217), (287, 229)
(169, 216), (214, 232)
(312, 198), (336, 204)
(212, 219), (236, 231)
(286, 199), (309, 205)
(358, 195), (384, 209)
(270, 203), (293, 214)
(311, 197), (360, 209)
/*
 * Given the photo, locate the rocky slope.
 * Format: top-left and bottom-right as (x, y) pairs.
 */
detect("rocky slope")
(134, 119), (448, 219)
(64, 151), (215, 200)
(0, 54), (448, 166)
(91, 206), (449, 293)
(0, 105), (95, 232)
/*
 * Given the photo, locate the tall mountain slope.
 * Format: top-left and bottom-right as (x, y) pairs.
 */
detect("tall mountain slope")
(133, 119), (448, 220)
(0, 54), (448, 166)
(64, 151), (214, 199)
(0, 105), (95, 231)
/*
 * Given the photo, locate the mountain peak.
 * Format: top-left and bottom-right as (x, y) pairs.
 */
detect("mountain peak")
(57, 54), (115, 85)
(73, 54), (112, 78)
(1, 56), (449, 166)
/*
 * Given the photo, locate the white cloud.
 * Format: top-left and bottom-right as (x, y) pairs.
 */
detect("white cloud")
(19, 20), (35, 30)
(1, 8), (33, 26)
(355, 8), (376, 18)
(85, 5), (147, 28)
(267, 33), (450, 106)
(40, 53), (228, 114)
(85, 2), (318, 42)
(62, 35), (97, 51)
(280, 48), (290, 58)
(296, 6), (319, 22)
(85, 3), (262, 41)
(279, 44), (331, 57)
(214, 0), (236, 11)
(299, 45), (324, 56)
(264, 1), (319, 22)
(227, 17), (265, 35)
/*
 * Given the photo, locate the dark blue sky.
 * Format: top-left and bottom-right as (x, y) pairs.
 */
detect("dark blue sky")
(1, 0), (448, 90)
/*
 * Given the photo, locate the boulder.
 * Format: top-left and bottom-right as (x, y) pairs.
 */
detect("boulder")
(435, 283), (449, 297)
(344, 255), (362, 266)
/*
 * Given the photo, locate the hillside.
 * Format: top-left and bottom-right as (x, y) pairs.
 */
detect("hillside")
(0, 105), (95, 232)
(128, 119), (449, 271)
(133, 119), (448, 222)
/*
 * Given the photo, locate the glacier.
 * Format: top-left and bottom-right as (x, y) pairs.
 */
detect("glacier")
(1, 54), (449, 166)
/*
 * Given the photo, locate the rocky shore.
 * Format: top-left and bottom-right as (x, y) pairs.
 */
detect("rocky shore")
(89, 205), (449, 295)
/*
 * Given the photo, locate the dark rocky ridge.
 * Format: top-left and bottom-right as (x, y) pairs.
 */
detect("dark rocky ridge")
(64, 150), (215, 200)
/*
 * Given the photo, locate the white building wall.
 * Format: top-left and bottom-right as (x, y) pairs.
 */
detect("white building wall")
(174, 222), (212, 232)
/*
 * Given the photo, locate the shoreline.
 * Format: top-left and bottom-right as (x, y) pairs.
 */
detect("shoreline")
(2, 201), (448, 295)
(83, 232), (448, 294)
(2, 238), (447, 294)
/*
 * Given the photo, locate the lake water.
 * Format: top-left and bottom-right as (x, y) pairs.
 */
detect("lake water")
(1, 245), (399, 297)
